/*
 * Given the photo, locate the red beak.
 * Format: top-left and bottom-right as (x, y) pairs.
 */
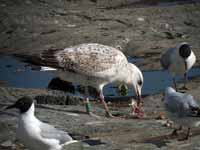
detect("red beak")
(136, 89), (141, 106)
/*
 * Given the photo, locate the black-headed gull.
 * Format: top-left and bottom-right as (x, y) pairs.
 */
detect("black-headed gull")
(6, 97), (77, 150)
(160, 42), (196, 90)
(163, 87), (200, 140)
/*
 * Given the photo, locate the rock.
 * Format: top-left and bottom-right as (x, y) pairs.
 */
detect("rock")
(48, 77), (75, 93)
(1, 140), (13, 147)
(0, 1), (200, 149)
(155, 112), (166, 120)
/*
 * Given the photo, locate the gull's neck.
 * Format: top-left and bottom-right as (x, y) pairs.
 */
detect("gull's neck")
(115, 63), (132, 84)
(21, 103), (35, 119)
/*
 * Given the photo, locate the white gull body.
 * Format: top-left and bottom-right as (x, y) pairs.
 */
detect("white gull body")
(163, 87), (200, 139)
(160, 42), (196, 89)
(164, 87), (200, 127)
(39, 43), (144, 117)
(16, 103), (76, 150)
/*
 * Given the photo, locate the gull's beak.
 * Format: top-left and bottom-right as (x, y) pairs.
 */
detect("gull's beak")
(5, 104), (16, 110)
(135, 87), (142, 106)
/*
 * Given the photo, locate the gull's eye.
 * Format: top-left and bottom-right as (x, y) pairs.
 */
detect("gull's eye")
(138, 80), (142, 86)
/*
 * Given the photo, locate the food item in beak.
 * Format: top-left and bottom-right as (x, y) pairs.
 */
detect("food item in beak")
(130, 99), (144, 119)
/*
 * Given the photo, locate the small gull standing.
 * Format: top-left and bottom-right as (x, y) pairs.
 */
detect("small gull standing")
(163, 87), (200, 140)
(160, 42), (196, 90)
(23, 43), (144, 118)
(6, 96), (77, 150)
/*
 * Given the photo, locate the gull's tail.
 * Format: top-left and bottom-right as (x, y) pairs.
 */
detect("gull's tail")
(14, 48), (63, 71)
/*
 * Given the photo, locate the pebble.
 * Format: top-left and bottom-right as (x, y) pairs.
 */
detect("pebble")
(137, 17), (145, 22)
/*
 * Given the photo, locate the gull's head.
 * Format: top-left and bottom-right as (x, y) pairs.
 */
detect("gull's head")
(162, 87), (176, 102)
(178, 42), (191, 59)
(127, 63), (143, 105)
(6, 96), (34, 114)
(178, 42), (192, 71)
(165, 87), (176, 95)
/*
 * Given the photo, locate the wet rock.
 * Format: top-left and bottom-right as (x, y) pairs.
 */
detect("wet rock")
(0, 87), (82, 105)
(1, 85), (200, 149)
(0, 1), (200, 150)
(163, 31), (175, 39)
(35, 94), (81, 105)
(48, 77), (75, 93)
(0, 0), (199, 73)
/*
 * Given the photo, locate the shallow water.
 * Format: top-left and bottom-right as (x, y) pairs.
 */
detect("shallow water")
(125, 0), (200, 8)
(0, 56), (200, 97)
(0, 56), (55, 88)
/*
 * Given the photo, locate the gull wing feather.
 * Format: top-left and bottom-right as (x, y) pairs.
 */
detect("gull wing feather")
(165, 93), (200, 117)
(41, 43), (128, 78)
(160, 48), (175, 69)
(39, 122), (73, 145)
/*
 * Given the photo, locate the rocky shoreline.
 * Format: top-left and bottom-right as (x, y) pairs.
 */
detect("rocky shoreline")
(1, 0), (200, 149)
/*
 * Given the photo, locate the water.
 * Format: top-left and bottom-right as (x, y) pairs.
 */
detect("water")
(0, 55), (200, 97)
(0, 56), (55, 88)
(123, 0), (200, 8)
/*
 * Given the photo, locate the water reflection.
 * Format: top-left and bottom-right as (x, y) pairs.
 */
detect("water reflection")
(0, 56), (200, 97)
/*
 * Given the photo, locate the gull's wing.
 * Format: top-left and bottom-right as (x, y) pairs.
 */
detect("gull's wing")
(160, 48), (175, 69)
(40, 43), (128, 78)
(39, 122), (73, 144)
(165, 93), (200, 117)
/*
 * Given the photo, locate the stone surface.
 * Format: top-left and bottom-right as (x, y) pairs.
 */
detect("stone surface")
(0, 0), (200, 71)
(0, 77), (200, 149)
(1, 0), (200, 150)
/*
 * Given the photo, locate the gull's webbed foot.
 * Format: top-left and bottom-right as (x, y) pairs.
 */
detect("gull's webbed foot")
(105, 111), (115, 118)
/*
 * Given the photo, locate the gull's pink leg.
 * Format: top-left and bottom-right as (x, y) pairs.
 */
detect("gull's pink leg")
(99, 90), (114, 118)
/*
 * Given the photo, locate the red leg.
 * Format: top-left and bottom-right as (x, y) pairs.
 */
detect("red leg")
(99, 90), (114, 118)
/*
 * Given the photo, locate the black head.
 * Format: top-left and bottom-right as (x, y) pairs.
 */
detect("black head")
(6, 96), (34, 113)
(179, 43), (191, 59)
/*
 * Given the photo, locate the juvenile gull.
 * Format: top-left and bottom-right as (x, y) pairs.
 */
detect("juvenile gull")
(160, 42), (196, 90)
(25, 43), (144, 118)
(6, 97), (77, 150)
(163, 87), (200, 140)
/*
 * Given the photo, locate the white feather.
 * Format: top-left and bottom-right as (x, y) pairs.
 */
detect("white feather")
(40, 66), (57, 71)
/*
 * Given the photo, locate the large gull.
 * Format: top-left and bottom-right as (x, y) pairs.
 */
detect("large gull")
(20, 43), (144, 118)
(163, 87), (200, 140)
(6, 96), (77, 150)
(160, 42), (196, 90)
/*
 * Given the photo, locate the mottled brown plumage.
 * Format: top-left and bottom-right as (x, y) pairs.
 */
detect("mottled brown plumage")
(36, 43), (144, 117)
(41, 43), (128, 77)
